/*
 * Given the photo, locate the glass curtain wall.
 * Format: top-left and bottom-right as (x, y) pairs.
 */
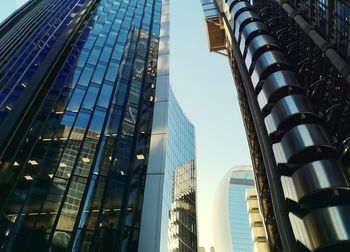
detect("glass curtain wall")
(0, 0), (162, 251)
(166, 90), (197, 252)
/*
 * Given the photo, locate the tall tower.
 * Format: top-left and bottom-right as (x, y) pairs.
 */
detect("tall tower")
(202, 0), (350, 251)
(212, 166), (268, 252)
(0, 0), (197, 251)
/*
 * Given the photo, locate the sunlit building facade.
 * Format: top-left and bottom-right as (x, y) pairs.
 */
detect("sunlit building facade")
(0, 0), (197, 251)
(245, 188), (269, 252)
(140, 87), (197, 252)
(202, 0), (350, 251)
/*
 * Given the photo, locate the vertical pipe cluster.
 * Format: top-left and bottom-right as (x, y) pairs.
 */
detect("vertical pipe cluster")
(224, 0), (350, 250)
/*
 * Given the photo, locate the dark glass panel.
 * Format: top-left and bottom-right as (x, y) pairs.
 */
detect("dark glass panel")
(90, 108), (107, 133)
(82, 85), (99, 110)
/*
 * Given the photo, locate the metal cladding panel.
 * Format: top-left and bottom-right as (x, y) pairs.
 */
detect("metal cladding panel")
(244, 34), (278, 74)
(250, 50), (289, 91)
(229, 1), (251, 25)
(240, 21), (268, 57)
(264, 94), (320, 141)
(234, 10), (260, 42)
(289, 206), (350, 251)
(273, 124), (337, 170)
(281, 159), (350, 206)
(257, 70), (304, 116)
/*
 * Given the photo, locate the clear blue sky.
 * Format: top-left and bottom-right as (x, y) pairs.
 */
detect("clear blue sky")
(170, 1), (251, 249)
(0, 2), (17, 22)
(0, 1), (251, 249)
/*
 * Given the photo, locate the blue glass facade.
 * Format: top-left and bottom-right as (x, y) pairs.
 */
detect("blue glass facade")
(166, 90), (196, 252)
(228, 168), (254, 252)
(0, 0), (198, 251)
(141, 88), (196, 251)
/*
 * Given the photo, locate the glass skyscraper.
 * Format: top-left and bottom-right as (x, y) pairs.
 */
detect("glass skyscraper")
(202, 0), (350, 251)
(0, 0), (197, 251)
(212, 166), (262, 252)
(227, 167), (254, 252)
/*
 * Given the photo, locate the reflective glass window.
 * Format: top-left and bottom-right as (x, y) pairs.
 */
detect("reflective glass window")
(91, 64), (107, 84)
(90, 108), (107, 133)
(106, 32), (118, 46)
(84, 36), (97, 50)
(100, 47), (112, 63)
(117, 29), (129, 43)
(77, 50), (89, 68)
(88, 48), (102, 65)
(112, 45), (124, 61)
(67, 86), (86, 111)
(316, 0), (329, 37)
(78, 66), (94, 86)
(95, 34), (107, 47)
(75, 110), (91, 129)
(72, 69), (82, 88)
(61, 111), (77, 127)
(82, 85), (99, 110)
(97, 84), (113, 108)
(336, 1), (350, 62)
(105, 62), (119, 82)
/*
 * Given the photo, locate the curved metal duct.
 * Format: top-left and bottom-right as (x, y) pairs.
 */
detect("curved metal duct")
(264, 94), (320, 143)
(289, 206), (350, 251)
(281, 159), (350, 207)
(250, 50), (290, 92)
(228, 1), (252, 23)
(257, 70), (304, 116)
(244, 34), (279, 72)
(222, 0), (350, 250)
(272, 124), (337, 174)
(234, 11), (262, 43)
(239, 21), (269, 57)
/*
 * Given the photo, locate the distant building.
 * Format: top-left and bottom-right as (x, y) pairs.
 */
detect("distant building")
(213, 166), (257, 251)
(246, 188), (269, 252)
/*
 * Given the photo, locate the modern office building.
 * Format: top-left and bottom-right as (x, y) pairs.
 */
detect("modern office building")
(0, 0), (198, 251)
(202, 0), (350, 251)
(212, 166), (265, 252)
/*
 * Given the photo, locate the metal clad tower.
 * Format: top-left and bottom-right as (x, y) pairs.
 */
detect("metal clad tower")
(202, 0), (350, 251)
